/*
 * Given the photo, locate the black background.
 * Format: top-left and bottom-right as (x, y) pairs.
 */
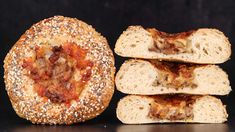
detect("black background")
(0, 0), (235, 131)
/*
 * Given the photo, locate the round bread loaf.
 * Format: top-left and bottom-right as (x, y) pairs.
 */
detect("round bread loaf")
(4, 16), (115, 125)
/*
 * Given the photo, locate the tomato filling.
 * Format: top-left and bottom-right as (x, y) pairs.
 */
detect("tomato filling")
(22, 42), (93, 103)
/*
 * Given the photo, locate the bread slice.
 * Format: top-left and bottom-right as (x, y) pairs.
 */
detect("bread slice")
(115, 26), (231, 64)
(115, 59), (231, 95)
(116, 95), (228, 124)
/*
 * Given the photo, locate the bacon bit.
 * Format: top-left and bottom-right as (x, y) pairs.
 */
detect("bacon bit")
(22, 43), (94, 104)
(22, 58), (34, 69)
(178, 65), (193, 78)
(46, 92), (64, 103)
(63, 42), (86, 60)
(35, 84), (46, 97)
(49, 46), (62, 63)
(81, 68), (92, 83)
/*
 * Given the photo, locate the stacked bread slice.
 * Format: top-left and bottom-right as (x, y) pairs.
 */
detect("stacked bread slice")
(114, 26), (232, 124)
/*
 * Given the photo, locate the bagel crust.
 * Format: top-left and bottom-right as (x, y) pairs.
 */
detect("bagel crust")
(4, 16), (115, 125)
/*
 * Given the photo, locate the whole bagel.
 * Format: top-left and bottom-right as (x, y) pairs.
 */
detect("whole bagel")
(4, 16), (115, 125)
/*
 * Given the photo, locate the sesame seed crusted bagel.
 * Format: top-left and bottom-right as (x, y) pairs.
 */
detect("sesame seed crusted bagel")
(4, 16), (115, 125)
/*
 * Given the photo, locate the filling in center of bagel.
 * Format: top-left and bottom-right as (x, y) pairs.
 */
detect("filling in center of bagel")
(148, 95), (197, 120)
(22, 42), (93, 103)
(147, 28), (194, 54)
(150, 61), (198, 89)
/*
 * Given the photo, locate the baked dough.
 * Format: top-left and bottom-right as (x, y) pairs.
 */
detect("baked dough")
(115, 59), (231, 95)
(4, 16), (115, 124)
(117, 95), (228, 124)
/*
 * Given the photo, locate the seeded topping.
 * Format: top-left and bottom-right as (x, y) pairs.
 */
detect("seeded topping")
(147, 28), (194, 54)
(148, 95), (197, 120)
(150, 61), (198, 89)
(22, 42), (93, 104)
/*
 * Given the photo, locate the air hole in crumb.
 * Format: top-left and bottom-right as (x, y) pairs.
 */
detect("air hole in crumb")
(130, 63), (136, 66)
(130, 44), (136, 47)
(203, 48), (208, 55)
(134, 84), (137, 88)
(191, 49), (194, 53)
(139, 107), (144, 110)
(202, 33), (207, 36)
(191, 84), (198, 88)
(119, 75), (123, 80)
(195, 43), (200, 49)
(218, 47), (222, 51)
(160, 88), (164, 91)
(152, 78), (160, 87)
(164, 75), (169, 81)
(140, 63), (145, 68)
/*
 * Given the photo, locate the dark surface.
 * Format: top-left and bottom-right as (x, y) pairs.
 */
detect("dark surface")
(0, 0), (235, 131)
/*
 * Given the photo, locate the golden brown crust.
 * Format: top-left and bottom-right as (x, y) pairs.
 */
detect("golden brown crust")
(4, 16), (115, 124)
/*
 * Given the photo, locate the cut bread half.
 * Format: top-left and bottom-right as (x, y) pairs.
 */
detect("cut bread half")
(115, 59), (231, 95)
(116, 95), (228, 124)
(115, 26), (231, 64)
